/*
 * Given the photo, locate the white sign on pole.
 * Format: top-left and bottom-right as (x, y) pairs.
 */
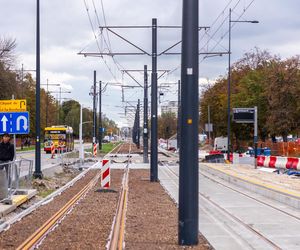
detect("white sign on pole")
(205, 123), (213, 132)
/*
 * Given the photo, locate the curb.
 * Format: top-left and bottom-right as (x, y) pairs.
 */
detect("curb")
(201, 163), (300, 210)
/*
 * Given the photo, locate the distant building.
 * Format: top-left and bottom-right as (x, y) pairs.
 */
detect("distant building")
(161, 101), (178, 116)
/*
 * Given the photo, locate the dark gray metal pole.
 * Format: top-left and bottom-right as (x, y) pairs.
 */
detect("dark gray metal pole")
(46, 79), (48, 127)
(177, 80), (181, 150)
(137, 99), (140, 149)
(21, 64), (24, 98)
(59, 87), (62, 124)
(208, 105), (211, 144)
(254, 106), (258, 168)
(98, 80), (102, 150)
(227, 8), (232, 161)
(143, 65), (149, 163)
(179, 0), (199, 245)
(33, 0), (42, 179)
(93, 71), (96, 146)
(56, 94), (59, 124)
(150, 18), (158, 182)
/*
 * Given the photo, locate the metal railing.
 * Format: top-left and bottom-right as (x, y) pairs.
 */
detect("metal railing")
(0, 159), (33, 202)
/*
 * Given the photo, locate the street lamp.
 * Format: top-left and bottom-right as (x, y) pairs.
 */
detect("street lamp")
(227, 8), (258, 161)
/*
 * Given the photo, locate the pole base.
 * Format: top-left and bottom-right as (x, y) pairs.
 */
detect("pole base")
(33, 171), (43, 179)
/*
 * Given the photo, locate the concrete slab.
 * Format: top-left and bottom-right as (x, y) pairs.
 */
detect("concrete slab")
(201, 163), (300, 209)
(0, 203), (16, 217)
(0, 189), (37, 217)
(129, 163), (150, 169)
(110, 162), (150, 169)
(110, 163), (127, 169)
(159, 164), (300, 249)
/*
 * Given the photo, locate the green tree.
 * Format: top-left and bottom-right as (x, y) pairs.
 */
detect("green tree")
(158, 112), (177, 139)
(200, 48), (300, 146)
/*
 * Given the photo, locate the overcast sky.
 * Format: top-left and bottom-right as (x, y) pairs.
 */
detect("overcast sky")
(1, 0), (300, 127)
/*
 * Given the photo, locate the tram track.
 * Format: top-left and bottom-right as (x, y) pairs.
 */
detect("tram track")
(16, 171), (101, 250)
(110, 142), (125, 154)
(199, 170), (300, 222)
(5, 142), (123, 250)
(160, 162), (283, 250)
(15, 142), (133, 249)
(158, 150), (300, 222)
(108, 142), (132, 250)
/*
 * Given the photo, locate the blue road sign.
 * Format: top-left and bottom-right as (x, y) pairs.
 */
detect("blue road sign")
(0, 112), (30, 134)
(99, 127), (105, 133)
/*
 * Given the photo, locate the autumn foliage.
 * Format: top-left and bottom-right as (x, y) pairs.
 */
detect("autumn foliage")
(200, 48), (300, 144)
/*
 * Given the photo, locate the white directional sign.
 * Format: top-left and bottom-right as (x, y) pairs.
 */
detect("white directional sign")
(205, 123), (213, 132)
(0, 112), (30, 134)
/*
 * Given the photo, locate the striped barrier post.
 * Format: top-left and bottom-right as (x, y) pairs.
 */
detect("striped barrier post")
(93, 143), (97, 157)
(101, 159), (110, 188)
(257, 155), (300, 170)
(268, 156), (277, 168)
(51, 143), (55, 159)
(257, 155), (265, 167)
(276, 157), (287, 169)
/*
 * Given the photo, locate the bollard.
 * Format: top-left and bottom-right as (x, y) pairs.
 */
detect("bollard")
(93, 143), (97, 157)
(101, 159), (110, 188)
(51, 143), (55, 159)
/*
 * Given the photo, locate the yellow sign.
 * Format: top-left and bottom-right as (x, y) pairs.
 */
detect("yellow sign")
(0, 99), (27, 112)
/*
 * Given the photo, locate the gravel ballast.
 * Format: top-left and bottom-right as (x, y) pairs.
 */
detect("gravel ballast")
(125, 170), (212, 249)
(40, 170), (124, 249)
(0, 170), (98, 249)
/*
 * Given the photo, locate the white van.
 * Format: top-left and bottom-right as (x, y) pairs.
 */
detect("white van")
(214, 137), (228, 152)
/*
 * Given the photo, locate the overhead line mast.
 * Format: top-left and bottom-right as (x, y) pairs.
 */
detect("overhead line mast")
(79, 23), (227, 182)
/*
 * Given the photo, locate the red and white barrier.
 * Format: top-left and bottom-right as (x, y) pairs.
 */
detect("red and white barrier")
(93, 143), (97, 157)
(51, 143), (55, 159)
(101, 159), (110, 188)
(257, 155), (300, 170)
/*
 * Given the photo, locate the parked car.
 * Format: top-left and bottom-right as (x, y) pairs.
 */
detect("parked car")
(102, 136), (110, 143)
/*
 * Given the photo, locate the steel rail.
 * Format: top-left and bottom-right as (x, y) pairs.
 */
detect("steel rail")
(16, 142), (123, 249)
(17, 171), (101, 250)
(159, 148), (300, 221)
(109, 142), (131, 250)
(162, 163), (282, 250)
(116, 143), (125, 154)
(199, 170), (300, 221)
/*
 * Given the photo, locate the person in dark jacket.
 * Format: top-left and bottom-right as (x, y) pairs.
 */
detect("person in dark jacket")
(0, 133), (15, 176)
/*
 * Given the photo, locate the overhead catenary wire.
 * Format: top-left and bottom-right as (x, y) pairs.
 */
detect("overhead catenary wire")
(83, 0), (102, 55)
(200, 0), (255, 62)
(90, 0), (142, 108)
(84, 0), (255, 125)
(199, 0), (242, 52)
(164, 0), (237, 76)
(83, 0), (120, 83)
(164, 0), (254, 78)
(92, 0), (126, 74)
